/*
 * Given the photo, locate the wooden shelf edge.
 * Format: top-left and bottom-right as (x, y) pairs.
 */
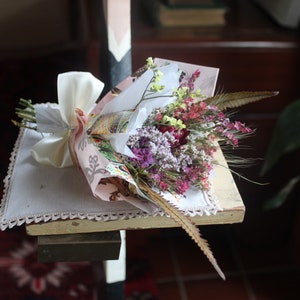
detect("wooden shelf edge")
(26, 145), (245, 236)
(26, 205), (245, 236)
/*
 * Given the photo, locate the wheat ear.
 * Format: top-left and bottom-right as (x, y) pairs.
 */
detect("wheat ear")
(205, 91), (279, 110)
(139, 182), (225, 280)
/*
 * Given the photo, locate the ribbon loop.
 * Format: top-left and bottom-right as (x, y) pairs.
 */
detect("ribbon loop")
(32, 72), (104, 168)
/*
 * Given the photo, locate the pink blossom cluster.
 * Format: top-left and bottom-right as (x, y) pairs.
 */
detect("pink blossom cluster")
(123, 69), (252, 195)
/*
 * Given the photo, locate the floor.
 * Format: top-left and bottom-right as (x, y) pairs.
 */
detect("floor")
(126, 224), (300, 300)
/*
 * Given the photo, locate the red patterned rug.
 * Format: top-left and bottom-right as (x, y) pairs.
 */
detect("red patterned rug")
(0, 227), (159, 300)
(0, 228), (98, 300)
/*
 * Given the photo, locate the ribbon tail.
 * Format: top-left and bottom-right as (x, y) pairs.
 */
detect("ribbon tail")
(31, 132), (74, 168)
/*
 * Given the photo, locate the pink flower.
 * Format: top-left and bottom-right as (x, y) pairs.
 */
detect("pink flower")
(155, 113), (163, 122)
(159, 181), (168, 190)
(176, 179), (190, 194)
(158, 126), (190, 148)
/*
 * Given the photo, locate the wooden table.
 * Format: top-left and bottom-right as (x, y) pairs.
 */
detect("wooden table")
(25, 146), (245, 299)
(26, 147), (244, 236)
(26, 147), (245, 259)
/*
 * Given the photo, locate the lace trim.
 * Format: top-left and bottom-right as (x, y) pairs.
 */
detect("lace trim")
(0, 200), (220, 231)
(0, 206), (220, 231)
(1, 128), (25, 229)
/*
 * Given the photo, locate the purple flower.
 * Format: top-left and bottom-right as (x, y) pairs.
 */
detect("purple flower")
(131, 147), (155, 168)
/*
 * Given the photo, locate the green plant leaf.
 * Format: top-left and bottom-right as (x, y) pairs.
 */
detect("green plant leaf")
(263, 175), (300, 210)
(261, 99), (300, 175)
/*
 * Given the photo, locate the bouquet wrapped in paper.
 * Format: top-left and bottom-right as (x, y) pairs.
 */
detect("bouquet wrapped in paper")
(10, 58), (277, 279)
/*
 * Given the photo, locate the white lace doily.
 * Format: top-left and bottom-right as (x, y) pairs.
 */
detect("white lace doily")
(0, 128), (220, 230)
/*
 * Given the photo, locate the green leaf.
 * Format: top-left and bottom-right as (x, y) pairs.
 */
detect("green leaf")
(261, 99), (300, 175)
(263, 175), (300, 210)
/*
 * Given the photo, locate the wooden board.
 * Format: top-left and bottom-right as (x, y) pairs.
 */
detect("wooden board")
(26, 147), (245, 236)
(38, 231), (121, 262)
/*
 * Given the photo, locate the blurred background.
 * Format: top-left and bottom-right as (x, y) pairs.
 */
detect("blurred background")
(0, 0), (300, 299)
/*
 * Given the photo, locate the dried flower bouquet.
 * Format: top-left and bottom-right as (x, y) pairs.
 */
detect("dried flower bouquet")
(14, 58), (277, 279)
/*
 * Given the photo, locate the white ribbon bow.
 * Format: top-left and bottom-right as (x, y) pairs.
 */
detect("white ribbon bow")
(31, 72), (104, 167)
